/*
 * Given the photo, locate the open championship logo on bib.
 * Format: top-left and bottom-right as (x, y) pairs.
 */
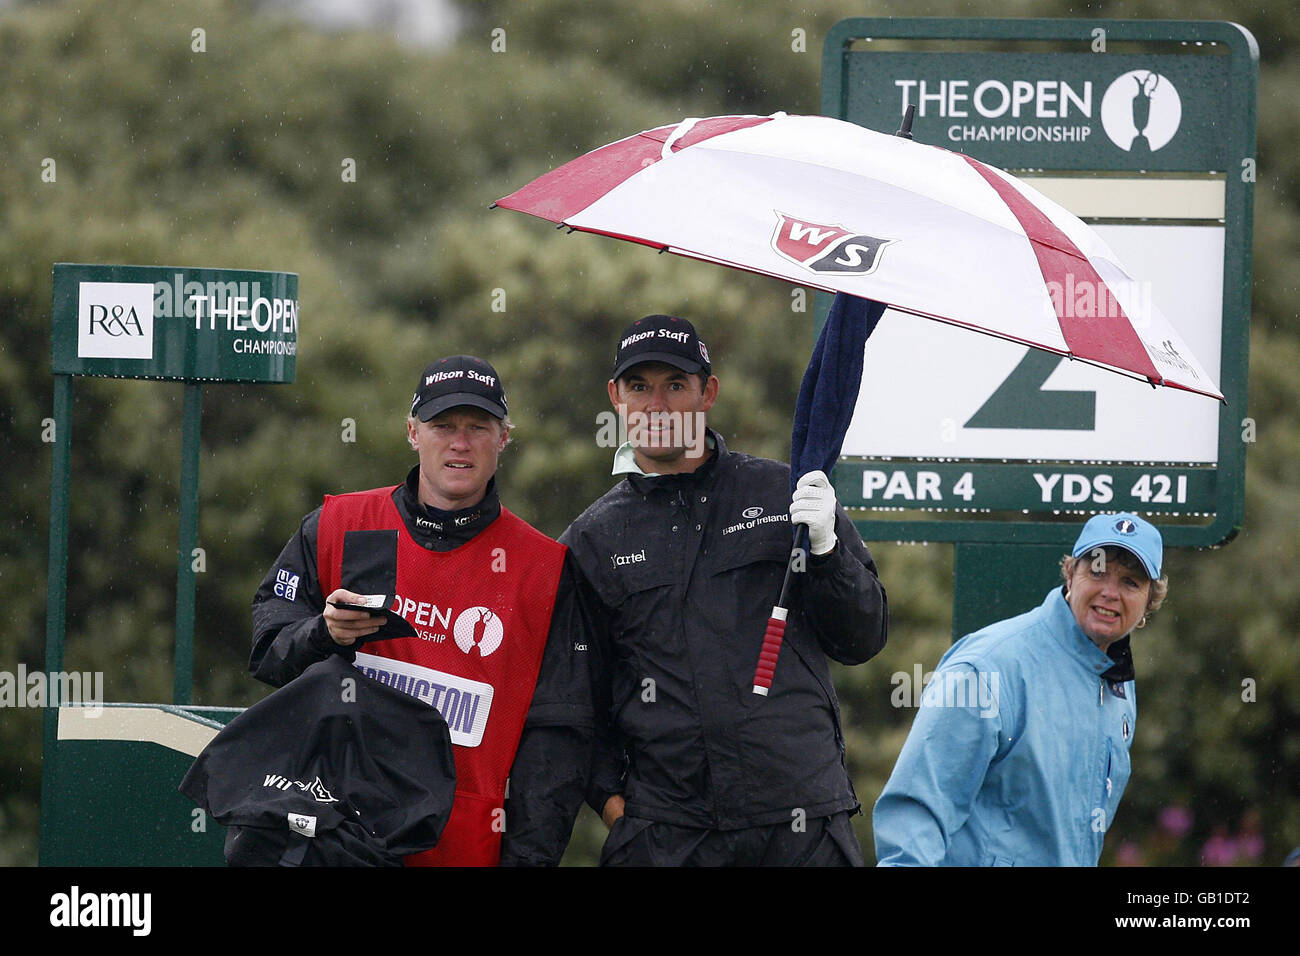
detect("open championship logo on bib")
(1100, 71), (1182, 153)
(453, 606), (504, 657)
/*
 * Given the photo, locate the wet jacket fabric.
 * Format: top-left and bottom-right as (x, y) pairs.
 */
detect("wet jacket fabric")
(873, 587), (1137, 867)
(560, 431), (888, 830)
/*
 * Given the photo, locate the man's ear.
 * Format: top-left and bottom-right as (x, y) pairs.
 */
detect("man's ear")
(607, 378), (621, 410)
(700, 374), (719, 412)
(406, 417), (419, 450)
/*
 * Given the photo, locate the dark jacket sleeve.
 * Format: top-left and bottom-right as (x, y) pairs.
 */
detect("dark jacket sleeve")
(798, 501), (889, 666)
(250, 508), (354, 688)
(499, 552), (602, 866)
(583, 607), (627, 818)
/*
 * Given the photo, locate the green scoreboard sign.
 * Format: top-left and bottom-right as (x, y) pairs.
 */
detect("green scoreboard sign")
(822, 18), (1256, 548)
(52, 263), (298, 383)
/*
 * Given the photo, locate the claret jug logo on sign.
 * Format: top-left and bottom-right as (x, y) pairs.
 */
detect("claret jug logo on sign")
(1100, 70), (1182, 153)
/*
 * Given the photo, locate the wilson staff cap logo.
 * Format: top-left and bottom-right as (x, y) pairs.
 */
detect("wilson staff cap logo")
(411, 355), (508, 421)
(772, 213), (894, 276)
(612, 314), (711, 380)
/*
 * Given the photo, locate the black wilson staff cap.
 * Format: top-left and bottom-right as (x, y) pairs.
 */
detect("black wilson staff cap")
(612, 315), (712, 380)
(410, 355), (508, 421)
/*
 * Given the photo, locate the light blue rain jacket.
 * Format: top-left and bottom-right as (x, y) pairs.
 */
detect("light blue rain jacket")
(874, 588), (1136, 866)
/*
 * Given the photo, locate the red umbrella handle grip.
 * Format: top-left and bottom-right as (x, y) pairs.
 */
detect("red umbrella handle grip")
(751, 607), (789, 696)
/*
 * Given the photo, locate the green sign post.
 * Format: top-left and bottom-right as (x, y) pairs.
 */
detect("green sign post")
(820, 18), (1256, 636)
(41, 263), (297, 864)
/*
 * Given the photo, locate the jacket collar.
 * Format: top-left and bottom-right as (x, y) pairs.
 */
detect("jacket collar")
(1045, 586), (1135, 682)
(623, 428), (726, 495)
(395, 466), (500, 548)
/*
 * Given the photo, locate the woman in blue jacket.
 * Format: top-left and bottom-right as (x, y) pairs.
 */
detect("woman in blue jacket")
(873, 512), (1168, 866)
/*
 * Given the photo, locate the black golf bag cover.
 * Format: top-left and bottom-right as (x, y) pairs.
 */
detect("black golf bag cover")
(180, 654), (456, 866)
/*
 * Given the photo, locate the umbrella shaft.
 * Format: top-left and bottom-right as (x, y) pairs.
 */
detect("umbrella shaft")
(778, 524), (810, 608)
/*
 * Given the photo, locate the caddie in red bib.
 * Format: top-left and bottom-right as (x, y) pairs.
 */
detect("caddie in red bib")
(251, 355), (595, 866)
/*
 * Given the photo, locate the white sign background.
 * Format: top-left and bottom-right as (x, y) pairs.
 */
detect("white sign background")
(842, 223), (1223, 464)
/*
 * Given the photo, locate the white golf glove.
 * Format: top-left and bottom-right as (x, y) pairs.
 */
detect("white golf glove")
(789, 470), (838, 556)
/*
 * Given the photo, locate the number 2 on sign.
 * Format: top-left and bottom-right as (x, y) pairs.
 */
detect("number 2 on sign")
(1130, 474), (1187, 504)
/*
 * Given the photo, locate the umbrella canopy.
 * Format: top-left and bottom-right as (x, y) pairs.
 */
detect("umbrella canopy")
(495, 112), (1222, 401)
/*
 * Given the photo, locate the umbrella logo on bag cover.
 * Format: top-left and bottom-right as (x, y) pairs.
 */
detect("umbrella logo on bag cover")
(771, 213), (894, 276)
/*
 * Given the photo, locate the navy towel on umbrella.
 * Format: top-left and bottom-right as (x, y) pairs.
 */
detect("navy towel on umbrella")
(790, 292), (887, 496)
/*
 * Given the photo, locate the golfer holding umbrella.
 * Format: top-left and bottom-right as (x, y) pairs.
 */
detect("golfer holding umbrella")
(560, 309), (889, 866)
(873, 512), (1168, 866)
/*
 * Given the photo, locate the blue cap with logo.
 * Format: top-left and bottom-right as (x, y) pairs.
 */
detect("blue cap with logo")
(1071, 512), (1163, 579)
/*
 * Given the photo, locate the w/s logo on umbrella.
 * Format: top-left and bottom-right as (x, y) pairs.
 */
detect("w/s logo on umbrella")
(771, 213), (894, 276)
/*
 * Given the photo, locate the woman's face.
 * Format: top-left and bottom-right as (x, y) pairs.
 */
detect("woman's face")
(1066, 549), (1151, 650)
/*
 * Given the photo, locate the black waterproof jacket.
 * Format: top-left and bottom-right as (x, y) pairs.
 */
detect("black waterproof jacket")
(560, 432), (888, 830)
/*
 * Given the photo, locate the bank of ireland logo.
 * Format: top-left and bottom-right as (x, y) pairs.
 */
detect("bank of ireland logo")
(771, 213), (894, 276)
(453, 606), (504, 657)
(1100, 71), (1182, 153)
(77, 281), (155, 360)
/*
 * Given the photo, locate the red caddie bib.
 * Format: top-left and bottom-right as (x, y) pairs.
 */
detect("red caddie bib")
(317, 486), (566, 866)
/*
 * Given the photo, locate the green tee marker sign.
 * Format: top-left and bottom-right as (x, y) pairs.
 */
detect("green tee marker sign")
(821, 18), (1255, 550)
(43, 262), (300, 862)
(52, 263), (298, 383)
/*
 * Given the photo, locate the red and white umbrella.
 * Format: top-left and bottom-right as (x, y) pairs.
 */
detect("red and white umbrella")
(495, 112), (1222, 401)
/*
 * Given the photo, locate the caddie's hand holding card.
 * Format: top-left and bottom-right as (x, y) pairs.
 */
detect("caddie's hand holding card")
(331, 530), (416, 641)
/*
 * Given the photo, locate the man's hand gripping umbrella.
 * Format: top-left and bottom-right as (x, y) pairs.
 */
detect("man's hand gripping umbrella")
(753, 291), (886, 695)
